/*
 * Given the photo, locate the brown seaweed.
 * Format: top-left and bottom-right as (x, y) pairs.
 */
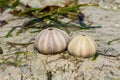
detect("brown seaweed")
(47, 71), (52, 80)
(0, 46), (3, 54)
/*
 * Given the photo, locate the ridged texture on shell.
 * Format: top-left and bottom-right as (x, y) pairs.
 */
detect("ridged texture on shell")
(68, 35), (97, 58)
(35, 28), (70, 54)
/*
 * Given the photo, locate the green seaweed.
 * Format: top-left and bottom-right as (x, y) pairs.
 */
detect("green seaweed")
(0, 0), (20, 8)
(58, 6), (78, 16)
(5, 27), (16, 38)
(79, 3), (100, 7)
(74, 0), (79, 6)
(18, 8), (40, 15)
(30, 29), (42, 33)
(7, 41), (33, 46)
(10, 0), (20, 8)
(6, 2), (101, 35)
(0, 51), (33, 67)
(107, 38), (120, 45)
(0, 0), (10, 7)
(92, 53), (99, 60)
(16, 5), (79, 19)
(15, 27), (27, 36)
(15, 18), (43, 35)
(2, 61), (21, 67)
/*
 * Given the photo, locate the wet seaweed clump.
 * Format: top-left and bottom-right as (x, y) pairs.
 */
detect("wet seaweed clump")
(0, 51), (33, 67)
(1, 0), (102, 36)
(0, 46), (3, 54)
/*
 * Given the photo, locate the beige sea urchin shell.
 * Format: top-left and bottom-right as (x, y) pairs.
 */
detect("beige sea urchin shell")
(68, 35), (97, 58)
(35, 27), (70, 54)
